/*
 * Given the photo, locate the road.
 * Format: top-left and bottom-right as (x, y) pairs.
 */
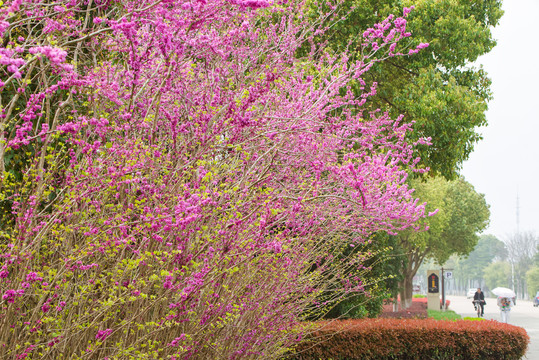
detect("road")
(446, 295), (539, 359)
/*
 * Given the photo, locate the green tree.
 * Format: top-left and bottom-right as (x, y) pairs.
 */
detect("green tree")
(321, 0), (503, 178)
(533, 244), (539, 266)
(454, 234), (506, 287)
(484, 261), (511, 290)
(527, 267), (539, 299)
(528, 245), (539, 298)
(397, 176), (489, 308)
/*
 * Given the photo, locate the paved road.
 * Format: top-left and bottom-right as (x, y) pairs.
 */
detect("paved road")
(446, 295), (539, 359)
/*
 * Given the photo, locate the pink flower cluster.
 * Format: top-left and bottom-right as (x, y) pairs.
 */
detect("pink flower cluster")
(29, 46), (68, 64)
(96, 329), (113, 341)
(2, 289), (24, 303)
(0, 48), (25, 79)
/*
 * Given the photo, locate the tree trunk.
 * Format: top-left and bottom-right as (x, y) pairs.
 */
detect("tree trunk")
(400, 273), (414, 309)
(398, 248), (426, 310)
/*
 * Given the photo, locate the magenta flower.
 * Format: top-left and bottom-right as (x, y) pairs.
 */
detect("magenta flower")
(428, 209), (439, 216)
(2, 289), (24, 303)
(168, 334), (186, 347)
(26, 272), (43, 283)
(96, 329), (113, 341)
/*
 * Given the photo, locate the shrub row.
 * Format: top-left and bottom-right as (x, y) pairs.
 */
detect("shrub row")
(379, 299), (427, 319)
(289, 318), (529, 360)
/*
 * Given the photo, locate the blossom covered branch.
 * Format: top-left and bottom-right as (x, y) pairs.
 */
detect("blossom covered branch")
(0, 0), (429, 358)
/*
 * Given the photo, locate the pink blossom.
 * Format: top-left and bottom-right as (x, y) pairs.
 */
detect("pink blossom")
(0, 21), (9, 36)
(403, 6), (415, 17)
(2, 289), (24, 303)
(168, 334), (186, 347)
(26, 272), (43, 283)
(96, 329), (113, 341)
(29, 46), (68, 64)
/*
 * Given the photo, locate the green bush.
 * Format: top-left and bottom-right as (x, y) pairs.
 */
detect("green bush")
(289, 318), (529, 359)
(327, 300), (369, 319)
(413, 294), (426, 298)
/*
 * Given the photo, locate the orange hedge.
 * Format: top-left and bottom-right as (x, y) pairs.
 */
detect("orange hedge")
(290, 318), (529, 360)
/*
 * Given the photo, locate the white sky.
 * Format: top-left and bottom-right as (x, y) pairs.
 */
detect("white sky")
(461, 0), (539, 240)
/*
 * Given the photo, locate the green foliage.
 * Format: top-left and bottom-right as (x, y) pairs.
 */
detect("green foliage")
(428, 309), (462, 321)
(319, 0), (503, 179)
(327, 298), (372, 319)
(454, 234), (506, 284)
(404, 176), (490, 264)
(483, 261), (511, 290)
(324, 233), (404, 319)
(430, 178), (491, 263)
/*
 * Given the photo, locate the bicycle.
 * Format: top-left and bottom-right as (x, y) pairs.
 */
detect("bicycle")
(473, 300), (485, 317)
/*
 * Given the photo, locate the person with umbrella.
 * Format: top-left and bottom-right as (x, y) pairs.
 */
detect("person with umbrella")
(492, 287), (516, 323)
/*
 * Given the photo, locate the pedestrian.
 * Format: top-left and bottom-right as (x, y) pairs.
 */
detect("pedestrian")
(497, 296), (514, 323)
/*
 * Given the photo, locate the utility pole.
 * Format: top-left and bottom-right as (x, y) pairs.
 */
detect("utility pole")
(441, 268), (444, 310)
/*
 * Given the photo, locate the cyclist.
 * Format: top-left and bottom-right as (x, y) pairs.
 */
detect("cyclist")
(473, 288), (486, 316)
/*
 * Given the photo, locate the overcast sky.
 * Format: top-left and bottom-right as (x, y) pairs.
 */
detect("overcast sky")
(461, 0), (539, 241)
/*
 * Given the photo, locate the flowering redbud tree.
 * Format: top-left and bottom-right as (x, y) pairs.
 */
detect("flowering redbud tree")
(0, 0), (429, 358)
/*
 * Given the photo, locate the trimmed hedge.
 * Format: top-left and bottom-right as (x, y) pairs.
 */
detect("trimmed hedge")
(380, 299), (427, 319)
(290, 318), (529, 359)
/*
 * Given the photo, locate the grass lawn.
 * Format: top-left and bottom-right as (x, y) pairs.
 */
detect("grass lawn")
(427, 309), (462, 321)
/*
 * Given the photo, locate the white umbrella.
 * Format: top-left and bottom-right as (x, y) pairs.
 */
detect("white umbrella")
(491, 287), (516, 298)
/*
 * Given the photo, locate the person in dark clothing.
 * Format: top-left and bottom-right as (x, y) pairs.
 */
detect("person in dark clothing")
(473, 288), (486, 316)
